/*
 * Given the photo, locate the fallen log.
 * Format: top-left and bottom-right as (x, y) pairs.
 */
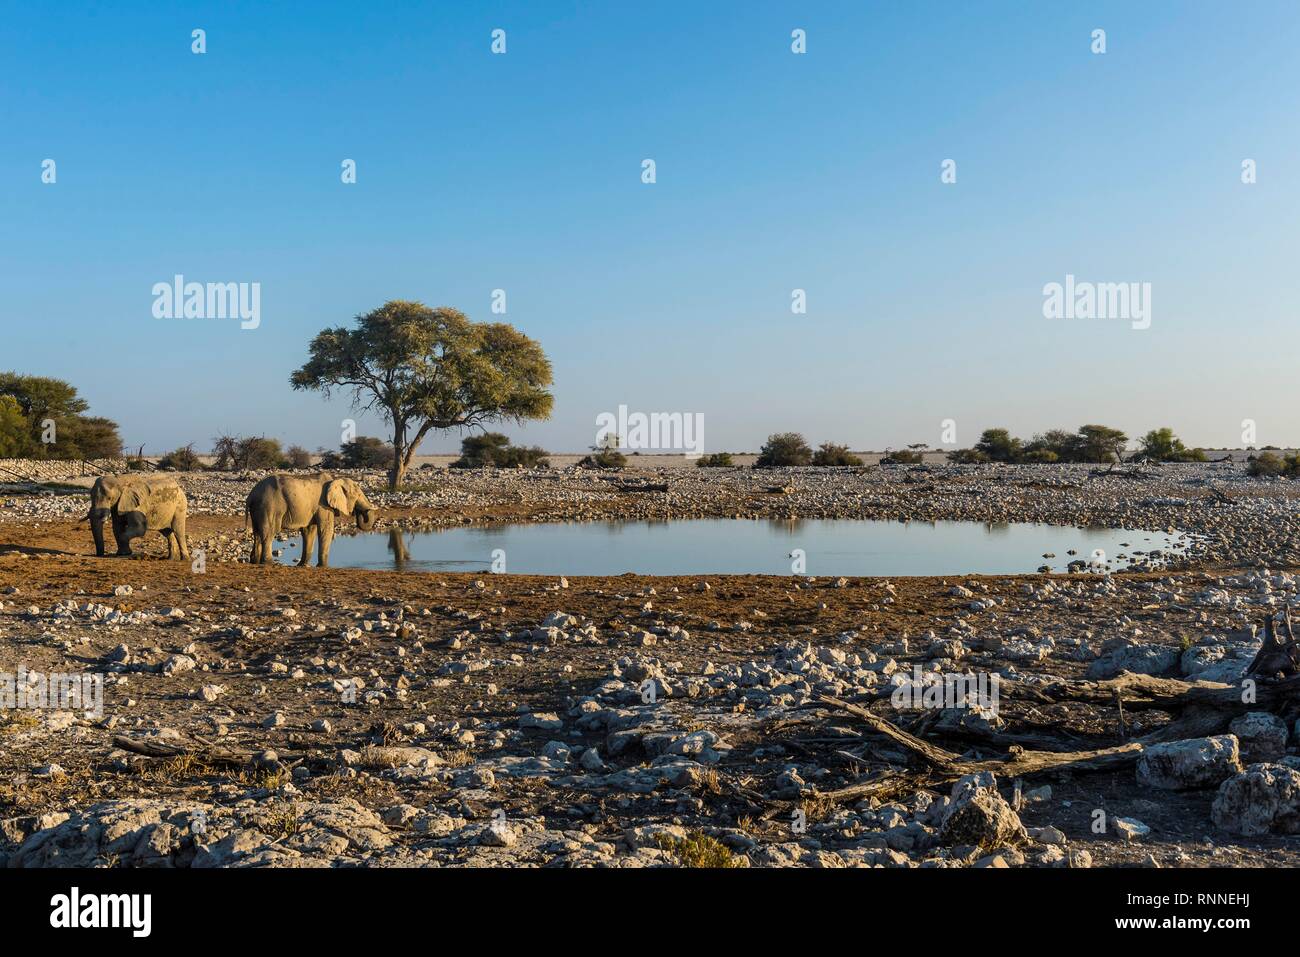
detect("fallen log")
(770, 612), (1300, 817)
(763, 698), (1148, 817)
(111, 735), (253, 768)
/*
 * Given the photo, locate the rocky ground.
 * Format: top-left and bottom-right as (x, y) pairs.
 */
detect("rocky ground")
(2, 462), (1300, 868)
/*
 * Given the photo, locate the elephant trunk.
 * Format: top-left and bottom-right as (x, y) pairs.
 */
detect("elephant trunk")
(90, 508), (108, 557)
(355, 506), (376, 532)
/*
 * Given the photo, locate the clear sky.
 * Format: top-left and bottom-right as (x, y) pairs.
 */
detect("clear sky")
(2, 0), (1297, 455)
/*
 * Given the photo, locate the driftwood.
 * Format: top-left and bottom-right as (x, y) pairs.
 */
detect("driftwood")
(614, 482), (668, 493)
(1206, 484), (1236, 505)
(1246, 609), (1300, 678)
(815, 695), (1144, 779)
(111, 735), (254, 768)
(763, 612), (1300, 816)
(761, 696), (1146, 816)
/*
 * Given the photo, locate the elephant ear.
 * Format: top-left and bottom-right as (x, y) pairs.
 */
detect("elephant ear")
(324, 480), (349, 514)
(118, 487), (142, 511)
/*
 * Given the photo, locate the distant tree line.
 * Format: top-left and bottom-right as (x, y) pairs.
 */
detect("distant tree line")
(948, 425), (1206, 465)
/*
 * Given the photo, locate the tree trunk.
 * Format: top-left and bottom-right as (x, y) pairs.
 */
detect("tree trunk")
(389, 417), (406, 491)
(389, 442), (406, 491)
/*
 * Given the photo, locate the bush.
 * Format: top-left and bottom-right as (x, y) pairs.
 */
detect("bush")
(1022, 429), (1075, 462)
(1138, 427), (1204, 463)
(974, 429), (1022, 463)
(285, 445), (314, 469)
(695, 452), (734, 468)
(498, 446), (549, 468)
(576, 448), (627, 469)
(451, 432), (548, 468)
(340, 436), (393, 469)
(880, 448), (923, 465)
(239, 437), (284, 470)
(158, 444), (203, 471)
(946, 448), (989, 464)
(812, 443), (865, 466)
(1248, 452), (1288, 477)
(211, 435), (284, 471)
(756, 432), (812, 467)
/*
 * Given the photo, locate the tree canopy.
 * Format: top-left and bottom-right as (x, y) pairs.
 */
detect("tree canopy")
(290, 301), (553, 488)
(0, 373), (122, 459)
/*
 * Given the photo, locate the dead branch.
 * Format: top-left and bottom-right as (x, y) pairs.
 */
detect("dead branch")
(111, 735), (253, 768)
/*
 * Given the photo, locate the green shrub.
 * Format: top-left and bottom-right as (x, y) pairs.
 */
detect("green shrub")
(1023, 449), (1058, 463)
(285, 445), (313, 469)
(946, 447), (989, 464)
(211, 435), (285, 471)
(1248, 452), (1286, 477)
(974, 428), (1022, 463)
(812, 443), (865, 466)
(340, 436), (393, 469)
(0, 373), (123, 460)
(880, 448), (923, 465)
(695, 452), (734, 468)
(1139, 427), (1205, 463)
(656, 831), (743, 868)
(577, 448), (627, 469)
(451, 432), (548, 468)
(756, 432), (813, 467)
(0, 396), (32, 457)
(158, 444), (203, 471)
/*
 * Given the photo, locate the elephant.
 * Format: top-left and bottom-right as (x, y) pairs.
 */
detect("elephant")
(245, 473), (377, 567)
(111, 482), (191, 559)
(88, 474), (182, 557)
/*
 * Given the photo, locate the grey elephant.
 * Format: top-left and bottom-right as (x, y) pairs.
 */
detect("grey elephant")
(111, 482), (191, 559)
(245, 474), (377, 567)
(88, 474), (182, 556)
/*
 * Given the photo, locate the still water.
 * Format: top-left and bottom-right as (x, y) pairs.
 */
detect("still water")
(275, 519), (1192, 576)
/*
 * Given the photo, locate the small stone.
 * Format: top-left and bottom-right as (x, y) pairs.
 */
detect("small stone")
(1113, 817), (1151, 841)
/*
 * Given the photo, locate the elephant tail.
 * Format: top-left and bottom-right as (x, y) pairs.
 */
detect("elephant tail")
(243, 503), (250, 532)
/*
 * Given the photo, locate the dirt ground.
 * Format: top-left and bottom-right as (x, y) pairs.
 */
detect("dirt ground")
(4, 491), (1300, 868)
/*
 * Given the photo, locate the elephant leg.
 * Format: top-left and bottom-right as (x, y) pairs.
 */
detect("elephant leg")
(112, 517), (134, 557)
(173, 510), (190, 560)
(298, 525), (316, 566)
(165, 529), (176, 560)
(260, 530), (275, 564)
(251, 513), (274, 564)
(317, 513), (335, 567)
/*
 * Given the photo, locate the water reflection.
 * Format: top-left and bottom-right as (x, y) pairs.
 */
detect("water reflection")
(299, 519), (1194, 577)
(387, 529), (411, 569)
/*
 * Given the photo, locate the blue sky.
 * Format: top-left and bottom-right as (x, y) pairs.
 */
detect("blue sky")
(2, 0), (1297, 455)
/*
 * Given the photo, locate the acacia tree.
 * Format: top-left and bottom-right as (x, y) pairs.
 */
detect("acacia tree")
(290, 301), (553, 490)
